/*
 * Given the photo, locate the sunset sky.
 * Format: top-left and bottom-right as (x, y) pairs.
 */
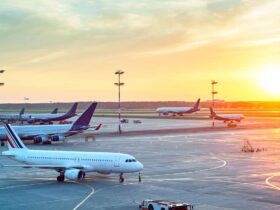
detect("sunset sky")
(0, 0), (280, 102)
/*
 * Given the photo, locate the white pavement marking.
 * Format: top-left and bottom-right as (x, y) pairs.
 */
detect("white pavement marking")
(265, 174), (280, 191)
(147, 154), (227, 177)
(72, 182), (95, 210)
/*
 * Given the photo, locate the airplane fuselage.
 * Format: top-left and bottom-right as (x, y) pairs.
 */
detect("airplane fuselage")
(214, 114), (244, 122)
(0, 114), (22, 121)
(0, 124), (72, 141)
(3, 150), (143, 174)
(22, 113), (64, 120)
(156, 107), (198, 115)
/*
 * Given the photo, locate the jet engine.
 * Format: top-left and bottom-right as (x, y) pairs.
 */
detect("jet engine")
(27, 119), (38, 124)
(33, 135), (49, 144)
(50, 135), (65, 142)
(64, 169), (84, 180)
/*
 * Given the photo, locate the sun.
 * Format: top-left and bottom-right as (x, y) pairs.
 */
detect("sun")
(259, 67), (280, 95)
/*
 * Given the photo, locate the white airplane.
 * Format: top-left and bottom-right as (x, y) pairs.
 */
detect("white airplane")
(156, 98), (200, 116)
(1, 124), (143, 182)
(210, 108), (245, 126)
(0, 103), (99, 146)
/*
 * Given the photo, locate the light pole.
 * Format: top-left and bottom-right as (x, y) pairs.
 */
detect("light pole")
(0, 69), (5, 146)
(211, 80), (218, 127)
(114, 70), (125, 133)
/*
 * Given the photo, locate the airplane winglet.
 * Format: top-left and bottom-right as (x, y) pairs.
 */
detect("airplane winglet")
(94, 124), (102, 131)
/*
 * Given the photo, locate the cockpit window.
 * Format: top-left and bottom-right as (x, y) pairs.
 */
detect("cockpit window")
(125, 159), (137, 163)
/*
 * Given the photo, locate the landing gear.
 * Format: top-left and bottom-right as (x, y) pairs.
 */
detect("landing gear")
(82, 172), (86, 180)
(57, 175), (65, 182)
(139, 173), (142, 183)
(119, 173), (124, 183)
(1, 141), (4, 147)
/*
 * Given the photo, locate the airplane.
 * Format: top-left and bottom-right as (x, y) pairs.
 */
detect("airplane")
(0, 107), (59, 124)
(210, 107), (245, 126)
(0, 102), (100, 146)
(156, 98), (200, 116)
(0, 107), (25, 123)
(1, 124), (143, 183)
(22, 102), (78, 124)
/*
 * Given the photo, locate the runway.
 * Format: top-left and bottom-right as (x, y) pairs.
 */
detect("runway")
(0, 118), (280, 209)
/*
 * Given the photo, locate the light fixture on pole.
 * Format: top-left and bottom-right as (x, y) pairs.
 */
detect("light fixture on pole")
(114, 70), (125, 133)
(211, 80), (218, 127)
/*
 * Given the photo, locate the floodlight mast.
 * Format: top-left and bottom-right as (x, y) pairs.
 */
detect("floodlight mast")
(0, 69), (5, 146)
(114, 70), (125, 133)
(211, 80), (218, 127)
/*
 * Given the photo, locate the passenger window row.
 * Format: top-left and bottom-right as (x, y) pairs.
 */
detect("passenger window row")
(28, 156), (113, 162)
(81, 159), (113, 162)
(29, 156), (75, 160)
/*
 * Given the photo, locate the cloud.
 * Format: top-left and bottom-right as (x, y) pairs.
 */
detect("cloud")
(24, 51), (67, 64)
(139, 0), (280, 55)
(0, 0), (280, 61)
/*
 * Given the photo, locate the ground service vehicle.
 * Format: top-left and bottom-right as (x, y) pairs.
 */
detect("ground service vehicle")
(139, 199), (193, 210)
(121, 118), (129, 123)
(133, 119), (142, 124)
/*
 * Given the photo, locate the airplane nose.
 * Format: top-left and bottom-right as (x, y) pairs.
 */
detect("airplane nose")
(137, 162), (144, 171)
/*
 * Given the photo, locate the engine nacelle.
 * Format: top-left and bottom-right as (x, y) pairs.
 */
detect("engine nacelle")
(65, 169), (83, 180)
(50, 135), (65, 142)
(33, 135), (49, 144)
(28, 118), (37, 124)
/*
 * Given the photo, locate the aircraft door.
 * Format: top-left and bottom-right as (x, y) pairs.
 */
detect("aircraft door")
(114, 156), (120, 167)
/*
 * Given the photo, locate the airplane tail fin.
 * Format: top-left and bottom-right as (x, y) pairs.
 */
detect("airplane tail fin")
(19, 108), (25, 116)
(65, 102), (78, 117)
(209, 107), (216, 117)
(51, 108), (58, 114)
(4, 124), (27, 151)
(193, 98), (200, 110)
(70, 102), (97, 131)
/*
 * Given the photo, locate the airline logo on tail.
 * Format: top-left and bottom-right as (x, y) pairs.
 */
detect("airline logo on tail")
(5, 124), (26, 149)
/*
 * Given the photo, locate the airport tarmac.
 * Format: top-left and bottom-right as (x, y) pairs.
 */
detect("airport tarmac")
(0, 118), (280, 210)
(90, 116), (280, 134)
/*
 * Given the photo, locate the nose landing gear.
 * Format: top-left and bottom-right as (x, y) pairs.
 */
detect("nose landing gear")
(139, 173), (142, 183)
(119, 173), (124, 183)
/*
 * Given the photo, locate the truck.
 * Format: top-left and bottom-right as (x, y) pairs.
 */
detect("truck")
(139, 199), (193, 210)
(121, 118), (129, 123)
